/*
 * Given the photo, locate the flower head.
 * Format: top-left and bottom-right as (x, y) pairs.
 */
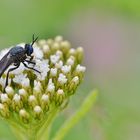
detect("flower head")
(0, 36), (86, 139)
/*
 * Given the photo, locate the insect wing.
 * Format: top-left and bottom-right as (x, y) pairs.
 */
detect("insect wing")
(0, 51), (14, 77)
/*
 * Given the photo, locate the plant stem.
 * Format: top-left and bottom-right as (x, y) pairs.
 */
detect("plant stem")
(38, 108), (58, 140)
(52, 89), (98, 140)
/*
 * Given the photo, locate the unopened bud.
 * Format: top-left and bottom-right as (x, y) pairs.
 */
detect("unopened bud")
(19, 109), (30, 123)
(28, 95), (38, 108)
(12, 94), (23, 112)
(34, 105), (43, 119)
(5, 86), (14, 99)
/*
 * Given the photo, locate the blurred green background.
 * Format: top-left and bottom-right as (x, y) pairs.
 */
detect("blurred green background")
(0, 0), (140, 140)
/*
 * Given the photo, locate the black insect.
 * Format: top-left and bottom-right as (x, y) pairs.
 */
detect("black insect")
(0, 35), (40, 90)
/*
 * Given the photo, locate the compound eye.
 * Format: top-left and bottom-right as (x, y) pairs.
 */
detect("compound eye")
(29, 46), (33, 54)
(25, 44), (33, 56)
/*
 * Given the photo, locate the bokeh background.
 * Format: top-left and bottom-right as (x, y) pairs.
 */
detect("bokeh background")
(0, 0), (140, 140)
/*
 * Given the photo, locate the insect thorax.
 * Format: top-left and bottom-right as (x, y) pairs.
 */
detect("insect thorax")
(10, 46), (26, 62)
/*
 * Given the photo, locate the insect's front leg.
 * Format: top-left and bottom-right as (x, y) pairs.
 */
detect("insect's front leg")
(25, 59), (36, 65)
(22, 62), (40, 74)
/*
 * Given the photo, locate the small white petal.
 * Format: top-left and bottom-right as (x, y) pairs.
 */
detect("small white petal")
(13, 94), (21, 102)
(41, 94), (49, 101)
(5, 86), (14, 94)
(38, 39), (47, 46)
(11, 63), (25, 75)
(13, 74), (27, 84)
(19, 109), (26, 116)
(1, 94), (8, 102)
(67, 56), (75, 66)
(50, 68), (57, 76)
(72, 76), (79, 84)
(42, 44), (50, 53)
(55, 36), (63, 42)
(61, 65), (71, 74)
(34, 59), (50, 81)
(19, 89), (27, 96)
(47, 79), (55, 92)
(58, 73), (67, 84)
(34, 106), (42, 113)
(34, 47), (44, 59)
(21, 78), (30, 87)
(50, 55), (60, 64)
(56, 50), (62, 57)
(28, 95), (36, 102)
(55, 60), (63, 69)
(57, 89), (64, 95)
(76, 65), (86, 72)
(69, 48), (76, 55)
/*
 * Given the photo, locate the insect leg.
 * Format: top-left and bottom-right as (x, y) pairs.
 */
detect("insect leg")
(25, 59), (35, 65)
(22, 62), (41, 73)
(4, 64), (20, 90)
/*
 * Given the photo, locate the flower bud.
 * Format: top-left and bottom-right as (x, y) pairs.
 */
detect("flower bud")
(19, 89), (28, 102)
(68, 76), (79, 94)
(28, 95), (38, 108)
(12, 94), (23, 112)
(5, 86), (14, 99)
(55, 89), (65, 106)
(76, 47), (84, 63)
(55, 36), (63, 43)
(0, 103), (9, 118)
(19, 109), (30, 123)
(60, 41), (71, 54)
(34, 105), (43, 120)
(1, 93), (11, 105)
(40, 94), (49, 111)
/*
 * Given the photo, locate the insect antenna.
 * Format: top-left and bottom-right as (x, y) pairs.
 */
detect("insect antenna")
(31, 34), (38, 46)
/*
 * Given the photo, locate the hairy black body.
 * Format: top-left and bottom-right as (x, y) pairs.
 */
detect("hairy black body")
(0, 35), (40, 90)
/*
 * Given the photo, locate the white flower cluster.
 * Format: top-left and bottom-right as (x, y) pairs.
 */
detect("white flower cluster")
(0, 36), (86, 122)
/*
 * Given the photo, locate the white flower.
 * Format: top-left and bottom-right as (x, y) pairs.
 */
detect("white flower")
(13, 74), (29, 85)
(72, 76), (79, 85)
(61, 65), (71, 74)
(0, 77), (6, 88)
(42, 44), (50, 53)
(56, 50), (62, 57)
(55, 60), (63, 69)
(66, 56), (75, 66)
(76, 64), (86, 72)
(34, 59), (50, 80)
(34, 47), (44, 59)
(50, 54), (60, 64)
(13, 94), (21, 102)
(57, 89), (64, 95)
(41, 94), (49, 101)
(58, 73), (67, 85)
(55, 36), (63, 42)
(10, 63), (25, 75)
(21, 77), (30, 87)
(47, 79), (55, 92)
(1, 94), (8, 102)
(50, 68), (57, 76)
(34, 106), (42, 113)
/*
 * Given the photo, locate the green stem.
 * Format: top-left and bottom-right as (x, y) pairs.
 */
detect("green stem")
(38, 108), (58, 140)
(52, 89), (98, 140)
(8, 122), (27, 140)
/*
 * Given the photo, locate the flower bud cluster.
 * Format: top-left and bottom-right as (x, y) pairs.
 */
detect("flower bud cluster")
(0, 36), (86, 124)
